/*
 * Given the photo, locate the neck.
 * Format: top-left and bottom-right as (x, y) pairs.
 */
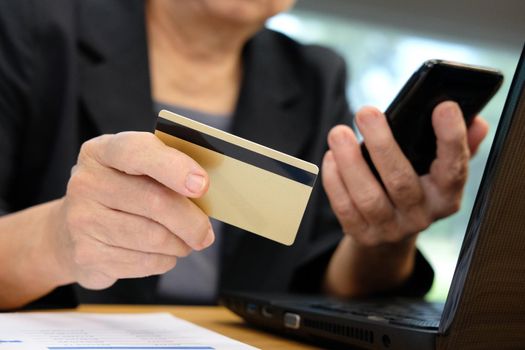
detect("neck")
(147, 0), (261, 62)
(146, 0), (262, 114)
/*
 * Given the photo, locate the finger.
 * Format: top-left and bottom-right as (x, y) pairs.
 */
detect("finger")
(467, 116), (489, 156)
(68, 165), (214, 251)
(429, 101), (470, 191)
(86, 202), (193, 257)
(327, 124), (395, 225)
(80, 132), (208, 198)
(75, 270), (117, 290)
(355, 107), (425, 211)
(321, 151), (368, 234)
(75, 238), (179, 281)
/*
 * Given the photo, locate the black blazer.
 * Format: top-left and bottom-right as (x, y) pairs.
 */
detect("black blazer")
(0, 0), (433, 307)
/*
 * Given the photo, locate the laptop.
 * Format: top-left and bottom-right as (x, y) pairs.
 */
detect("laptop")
(221, 44), (525, 350)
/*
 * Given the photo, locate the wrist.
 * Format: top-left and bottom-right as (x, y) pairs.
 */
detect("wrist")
(0, 199), (74, 309)
(31, 199), (76, 287)
(324, 234), (418, 297)
(345, 234), (418, 263)
(345, 234), (418, 284)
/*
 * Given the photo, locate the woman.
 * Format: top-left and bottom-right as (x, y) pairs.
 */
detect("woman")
(0, 0), (488, 309)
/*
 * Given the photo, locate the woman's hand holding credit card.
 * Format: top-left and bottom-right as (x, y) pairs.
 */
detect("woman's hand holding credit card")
(49, 131), (214, 291)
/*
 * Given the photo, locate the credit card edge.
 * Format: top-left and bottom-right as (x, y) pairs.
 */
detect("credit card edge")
(158, 110), (319, 175)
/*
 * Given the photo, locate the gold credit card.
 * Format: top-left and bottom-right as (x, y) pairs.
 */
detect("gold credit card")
(154, 110), (319, 246)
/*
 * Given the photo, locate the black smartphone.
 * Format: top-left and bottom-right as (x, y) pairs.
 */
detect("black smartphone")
(361, 59), (504, 180)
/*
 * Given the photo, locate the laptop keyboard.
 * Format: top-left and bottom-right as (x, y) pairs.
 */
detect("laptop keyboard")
(310, 299), (443, 330)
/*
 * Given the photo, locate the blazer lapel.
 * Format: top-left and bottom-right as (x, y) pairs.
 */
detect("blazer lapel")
(78, 0), (155, 134)
(231, 31), (308, 154)
(221, 30), (316, 285)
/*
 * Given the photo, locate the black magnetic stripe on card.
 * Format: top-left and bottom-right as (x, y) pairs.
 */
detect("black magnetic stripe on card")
(156, 117), (317, 187)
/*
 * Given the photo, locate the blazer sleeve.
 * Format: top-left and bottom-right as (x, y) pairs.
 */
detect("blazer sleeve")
(0, 1), (33, 215)
(0, 0), (78, 310)
(290, 49), (434, 297)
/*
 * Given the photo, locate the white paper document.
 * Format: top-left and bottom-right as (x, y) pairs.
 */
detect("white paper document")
(0, 312), (258, 350)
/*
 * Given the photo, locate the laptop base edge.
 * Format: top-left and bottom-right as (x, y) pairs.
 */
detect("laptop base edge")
(221, 292), (438, 350)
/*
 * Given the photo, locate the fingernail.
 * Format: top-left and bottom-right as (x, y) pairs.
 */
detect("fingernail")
(440, 101), (460, 118)
(330, 129), (348, 146)
(359, 110), (381, 127)
(185, 174), (205, 193)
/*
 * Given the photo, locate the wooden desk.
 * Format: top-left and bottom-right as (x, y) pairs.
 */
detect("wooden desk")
(77, 305), (321, 350)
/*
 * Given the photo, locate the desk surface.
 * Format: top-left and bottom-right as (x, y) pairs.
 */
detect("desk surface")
(77, 305), (321, 350)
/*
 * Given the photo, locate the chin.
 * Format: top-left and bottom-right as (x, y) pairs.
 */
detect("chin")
(200, 0), (295, 25)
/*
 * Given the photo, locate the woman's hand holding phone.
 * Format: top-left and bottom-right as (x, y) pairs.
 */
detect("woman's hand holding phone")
(323, 102), (488, 247)
(321, 102), (488, 296)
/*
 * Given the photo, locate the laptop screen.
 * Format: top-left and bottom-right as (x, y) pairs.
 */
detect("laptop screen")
(417, 47), (524, 302)
(438, 44), (525, 336)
